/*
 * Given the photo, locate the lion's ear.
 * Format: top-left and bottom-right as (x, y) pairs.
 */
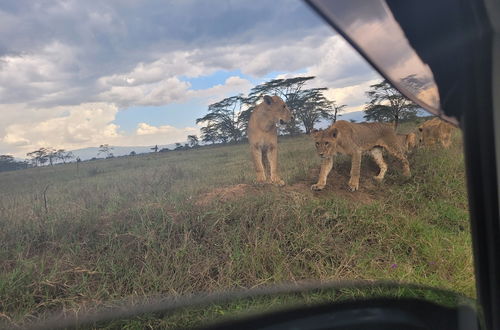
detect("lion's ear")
(263, 95), (273, 105)
(332, 128), (339, 138)
(418, 127), (423, 132)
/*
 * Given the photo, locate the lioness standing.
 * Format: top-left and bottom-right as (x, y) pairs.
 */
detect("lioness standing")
(248, 95), (293, 186)
(311, 120), (410, 191)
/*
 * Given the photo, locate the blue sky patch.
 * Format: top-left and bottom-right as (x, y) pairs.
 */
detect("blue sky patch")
(114, 99), (207, 132)
(183, 70), (247, 90)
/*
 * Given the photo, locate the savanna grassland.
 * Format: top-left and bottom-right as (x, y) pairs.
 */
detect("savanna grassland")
(0, 122), (474, 328)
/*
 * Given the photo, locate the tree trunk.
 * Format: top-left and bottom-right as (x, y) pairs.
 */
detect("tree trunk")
(394, 115), (399, 130)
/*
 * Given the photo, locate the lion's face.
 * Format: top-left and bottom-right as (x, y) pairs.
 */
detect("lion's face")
(312, 128), (339, 158)
(263, 95), (293, 124)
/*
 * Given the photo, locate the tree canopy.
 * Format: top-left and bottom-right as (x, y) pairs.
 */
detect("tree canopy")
(196, 76), (346, 142)
(246, 76), (315, 135)
(196, 95), (247, 144)
(0, 155), (27, 172)
(364, 80), (418, 128)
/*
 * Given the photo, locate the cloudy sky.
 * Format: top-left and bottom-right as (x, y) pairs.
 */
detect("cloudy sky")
(0, 0), (381, 158)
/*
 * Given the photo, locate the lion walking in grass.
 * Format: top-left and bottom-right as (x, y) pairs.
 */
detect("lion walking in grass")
(311, 120), (411, 192)
(248, 95), (293, 186)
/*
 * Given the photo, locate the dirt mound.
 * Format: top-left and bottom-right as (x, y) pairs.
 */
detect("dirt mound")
(196, 184), (257, 206)
(196, 155), (400, 207)
(197, 182), (316, 207)
(312, 171), (377, 205)
(305, 158), (387, 204)
(196, 180), (379, 208)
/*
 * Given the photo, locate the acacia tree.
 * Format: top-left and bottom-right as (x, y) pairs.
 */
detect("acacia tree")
(54, 149), (74, 164)
(293, 88), (332, 134)
(364, 80), (418, 129)
(55, 149), (65, 163)
(98, 144), (114, 158)
(363, 104), (393, 122)
(244, 76), (316, 135)
(187, 135), (199, 147)
(331, 101), (347, 123)
(196, 95), (246, 143)
(27, 148), (49, 167)
(45, 148), (58, 165)
(200, 124), (221, 144)
(0, 155), (27, 172)
(63, 151), (74, 163)
(196, 76), (339, 138)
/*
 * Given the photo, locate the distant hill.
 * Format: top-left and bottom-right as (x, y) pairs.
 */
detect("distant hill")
(70, 144), (178, 161)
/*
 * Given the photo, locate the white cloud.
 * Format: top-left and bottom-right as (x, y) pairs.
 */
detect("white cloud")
(1, 103), (118, 156)
(97, 51), (210, 88)
(323, 78), (381, 112)
(136, 122), (174, 135)
(0, 102), (201, 158)
(190, 76), (254, 105)
(134, 123), (198, 144)
(98, 77), (191, 107)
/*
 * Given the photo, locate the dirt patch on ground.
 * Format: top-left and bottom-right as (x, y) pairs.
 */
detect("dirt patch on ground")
(196, 184), (258, 206)
(196, 176), (381, 207)
(311, 171), (378, 205)
(196, 155), (405, 206)
(196, 182), (313, 206)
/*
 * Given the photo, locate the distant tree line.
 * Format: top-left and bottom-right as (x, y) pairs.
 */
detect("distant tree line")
(26, 147), (74, 167)
(1, 147), (76, 172)
(0, 155), (28, 172)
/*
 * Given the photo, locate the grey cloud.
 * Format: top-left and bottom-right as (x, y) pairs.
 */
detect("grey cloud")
(0, 0), (333, 108)
(0, 0), (324, 58)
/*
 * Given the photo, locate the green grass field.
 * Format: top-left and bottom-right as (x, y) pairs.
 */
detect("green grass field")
(0, 124), (474, 328)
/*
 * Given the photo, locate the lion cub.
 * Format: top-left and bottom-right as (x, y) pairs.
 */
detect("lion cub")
(248, 95), (293, 186)
(311, 120), (410, 191)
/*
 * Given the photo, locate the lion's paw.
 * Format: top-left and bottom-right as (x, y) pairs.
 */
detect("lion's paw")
(272, 179), (285, 187)
(254, 179), (267, 185)
(347, 182), (359, 192)
(311, 184), (325, 191)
